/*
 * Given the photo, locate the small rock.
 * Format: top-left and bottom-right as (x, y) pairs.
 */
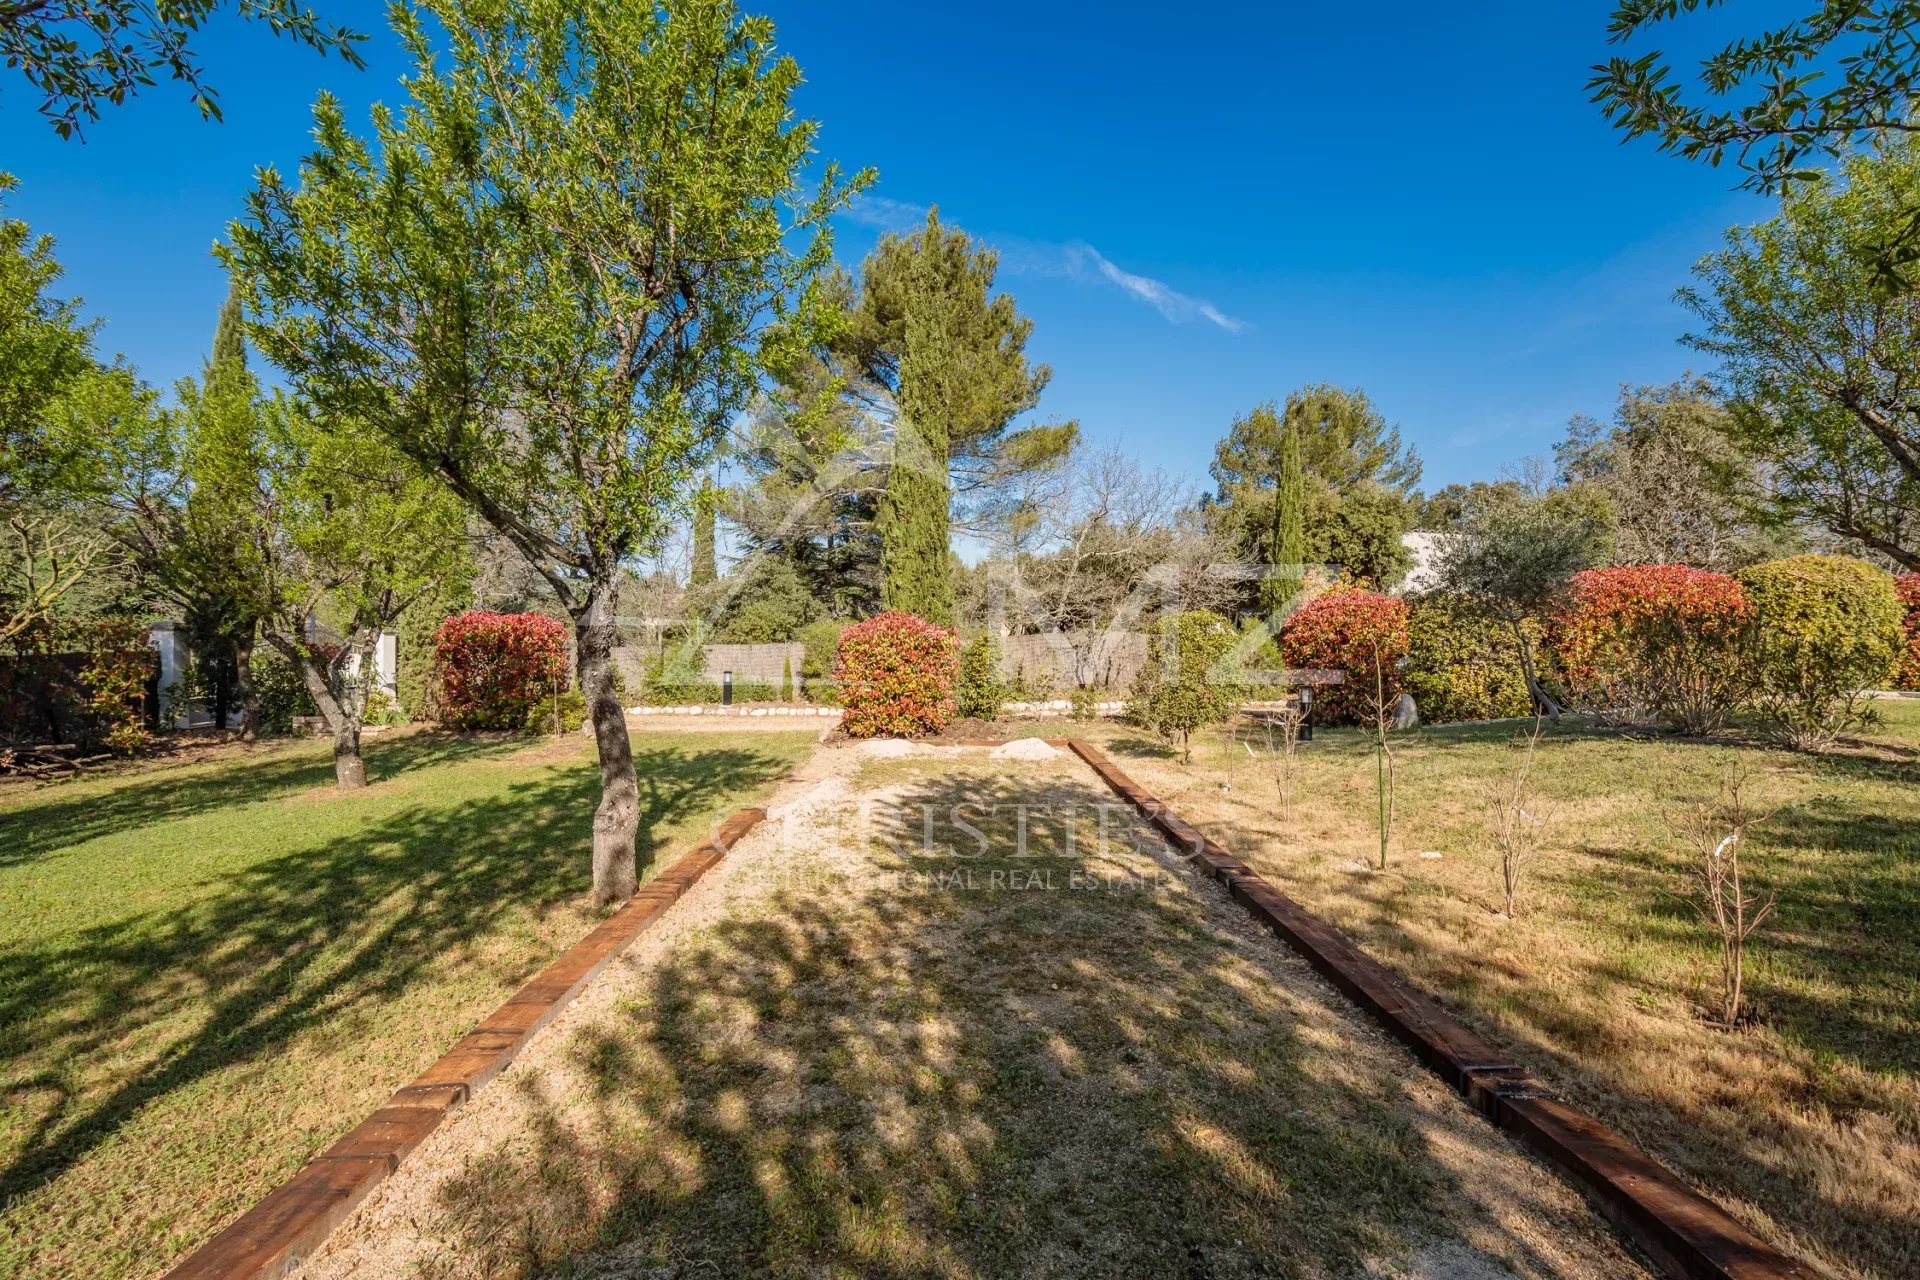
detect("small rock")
(1419, 850), (1444, 861)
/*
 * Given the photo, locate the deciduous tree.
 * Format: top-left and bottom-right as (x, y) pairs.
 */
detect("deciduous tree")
(0, 175), (160, 645)
(1682, 141), (1920, 570)
(1590, 3), (1920, 193)
(230, 0), (863, 898)
(2, 0), (364, 137)
(1557, 377), (1785, 571)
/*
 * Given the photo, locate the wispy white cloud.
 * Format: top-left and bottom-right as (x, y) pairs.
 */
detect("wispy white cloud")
(841, 194), (932, 234)
(836, 197), (1244, 334)
(1062, 242), (1246, 333)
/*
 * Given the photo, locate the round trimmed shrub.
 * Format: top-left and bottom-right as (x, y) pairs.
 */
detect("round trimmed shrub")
(1279, 586), (1409, 725)
(432, 611), (570, 730)
(1896, 574), (1920, 690)
(1736, 555), (1904, 748)
(1551, 564), (1751, 735)
(1403, 594), (1532, 725)
(836, 611), (957, 739)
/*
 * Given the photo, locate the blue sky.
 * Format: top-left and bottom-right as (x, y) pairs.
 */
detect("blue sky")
(2, 1), (1781, 495)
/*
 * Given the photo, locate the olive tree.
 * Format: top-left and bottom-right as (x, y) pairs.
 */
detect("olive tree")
(1682, 140), (1920, 570)
(254, 400), (468, 787)
(228, 0), (863, 901)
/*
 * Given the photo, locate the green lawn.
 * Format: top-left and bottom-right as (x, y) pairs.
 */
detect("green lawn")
(1088, 702), (1920, 1280)
(0, 726), (816, 1280)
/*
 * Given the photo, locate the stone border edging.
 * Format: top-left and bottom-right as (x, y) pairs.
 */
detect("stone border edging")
(160, 806), (769, 1280)
(1064, 739), (1814, 1280)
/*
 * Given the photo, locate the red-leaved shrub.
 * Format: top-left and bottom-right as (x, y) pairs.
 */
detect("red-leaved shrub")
(1552, 565), (1751, 735)
(836, 611), (957, 738)
(432, 612), (569, 730)
(1897, 574), (1920, 690)
(79, 619), (153, 752)
(1279, 586), (1409, 725)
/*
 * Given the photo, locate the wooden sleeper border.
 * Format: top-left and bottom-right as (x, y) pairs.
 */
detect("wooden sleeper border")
(1065, 739), (1813, 1280)
(160, 806), (767, 1280)
(163, 738), (1815, 1280)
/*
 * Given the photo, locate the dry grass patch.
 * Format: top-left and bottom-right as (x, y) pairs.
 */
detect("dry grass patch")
(352, 750), (1645, 1280)
(1088, 705), (1920, 1280)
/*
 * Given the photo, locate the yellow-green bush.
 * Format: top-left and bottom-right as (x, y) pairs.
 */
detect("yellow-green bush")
(1402, 594), (1533, 724)
(1737, 555), (1903, 748)
(955, 633), (1005, 720)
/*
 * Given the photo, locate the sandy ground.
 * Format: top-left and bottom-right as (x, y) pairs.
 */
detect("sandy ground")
(301, 740), (1652, 1280)
(625, 711), (841, 737)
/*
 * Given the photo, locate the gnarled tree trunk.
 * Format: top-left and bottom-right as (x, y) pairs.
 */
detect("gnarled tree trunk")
(266, 628), (377, 789)
(575, 572), (641, 905)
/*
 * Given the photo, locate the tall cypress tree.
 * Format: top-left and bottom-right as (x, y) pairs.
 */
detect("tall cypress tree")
(185, 279), (268, 740)
(690, 477), (717, 587)
(211, 279), (246, 372)
(852, 210), (1072, 626)
(1264, 414), (1306, 617)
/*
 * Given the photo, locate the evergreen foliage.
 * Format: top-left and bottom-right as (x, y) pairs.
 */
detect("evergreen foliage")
(1210, 386), (1420, 596)
(1737, 555), (1904, 749)
(955, 631), (1004, 720)
(836, 610), (957, 738)
(1129, 609), (1240, 760)
(851, 209), (1074, 625)
(691, 479), (718, 588)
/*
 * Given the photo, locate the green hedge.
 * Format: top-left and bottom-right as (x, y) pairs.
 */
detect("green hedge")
(1737, 554), (1903, 748)
(642, 679), (786, 705)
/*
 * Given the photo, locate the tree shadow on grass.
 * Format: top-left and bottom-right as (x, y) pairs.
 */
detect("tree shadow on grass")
(0, 731), (525, 870)
(0, 743), (792, 1226)
(420, 770), (1613, 1280)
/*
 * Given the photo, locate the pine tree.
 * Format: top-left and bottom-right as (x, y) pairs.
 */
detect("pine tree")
(853, 209), (1073, 625)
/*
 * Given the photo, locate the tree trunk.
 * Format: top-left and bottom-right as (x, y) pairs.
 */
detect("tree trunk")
(576, 572), (642, 905)
(1512, 624), (1562, 722)
(212, 659), (231, 734)
(266, 630), (372, 789)
(232, 628), (260, 743)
